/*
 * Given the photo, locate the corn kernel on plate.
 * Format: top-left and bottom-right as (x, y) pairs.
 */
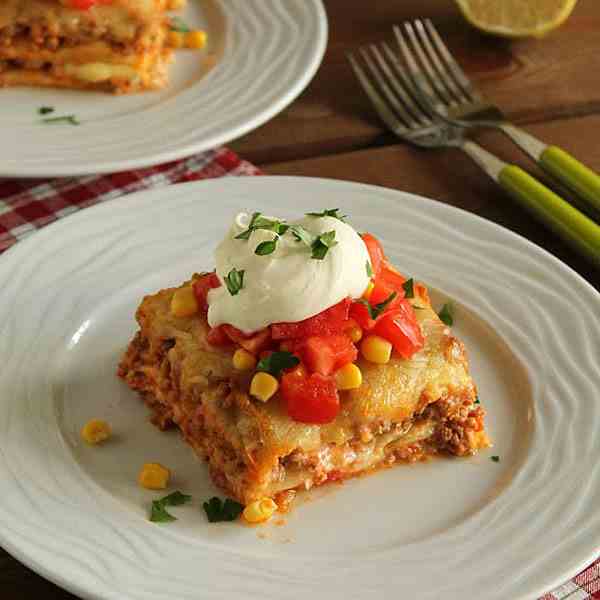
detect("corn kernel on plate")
(0, 177), (599, 600)
(0, 1), (327, 177)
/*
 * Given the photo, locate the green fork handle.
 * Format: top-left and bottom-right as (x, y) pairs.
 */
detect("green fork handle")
(539, 146), (600, 215)
(499, 125), (600, 216)
(499, 165), (600, 265)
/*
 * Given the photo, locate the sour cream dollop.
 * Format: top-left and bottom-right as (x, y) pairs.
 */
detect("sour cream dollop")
(207, 212), (371, 333)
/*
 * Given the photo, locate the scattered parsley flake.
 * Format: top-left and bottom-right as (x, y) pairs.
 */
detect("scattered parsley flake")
(41, 115), (80, 126)
(203, 497), (244, 523)
(255, 238), (278, 255)
(224, 268), (244, 296)
(38, 106), (54, 115)
(235, 213), (288, 240)
(257, 351), (300, 377)
(402, 278), (415, 299)
(474, 396), (480, 404)
(491, 455), (500, 463)
(438, 302), (454, 326)
(289, 224), (316, 247)
(366, 260), (373, 278)
(170, 16), (191, 32)
(305, 208), (347, 222)
(311, 230), (338, 260)
(357, 291), (398, 321)
(149, 490), (192, 523)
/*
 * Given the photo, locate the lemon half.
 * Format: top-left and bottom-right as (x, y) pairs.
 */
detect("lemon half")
(455, 0), (578, 38)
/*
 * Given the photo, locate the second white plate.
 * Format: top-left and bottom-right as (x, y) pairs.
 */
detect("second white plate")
(0, 0), (327, 177)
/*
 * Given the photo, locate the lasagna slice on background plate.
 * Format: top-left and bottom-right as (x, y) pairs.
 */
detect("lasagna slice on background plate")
(0, 0), (205, 93)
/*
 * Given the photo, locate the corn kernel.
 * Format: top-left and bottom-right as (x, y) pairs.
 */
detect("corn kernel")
(363, 281), (374, 299)
(361, 335), (392, 364)
(170, 285), (198, 317)
(250, 372), (279, 402)
(185, 30), (207, 49)
(243, 497), (277, 524)
(138, 463), (170, 490)
(167, 30), (185, 48)
(233, 348), (257, 371)
(81, 419), (111, 445)
(335, 362), (363, 390)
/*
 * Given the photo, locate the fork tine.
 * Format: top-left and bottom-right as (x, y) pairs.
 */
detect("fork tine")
(347, 52), (408, 136)
(423, 19), (483, 103)
(359, 47), (418, 129)
(392, 24), (437, 114)
(371, 43), (430, 126)
(412, 19), (465, 105)
(402, 22), (455, 108)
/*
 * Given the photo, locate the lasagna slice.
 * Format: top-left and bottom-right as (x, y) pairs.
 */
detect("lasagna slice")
(118, 277), (490, 508)
(0, 0), (204, 93)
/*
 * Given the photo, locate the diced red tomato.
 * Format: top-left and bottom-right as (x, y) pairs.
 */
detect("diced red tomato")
(281, 372), (340, 424)
(295, 334), (357, 376)
(373, 300), (424, 359)
(192, 272), (220, 312)
(349, 301), (376, 331)
(206, 325), (231, 346)
(221, 325), (271, 355)
(361, 233), (385, 278)
(271, 298), (351, 340)
(368, 280), (403, 309)
(66, 0), (111, 9)
(378, 261), (406, 291)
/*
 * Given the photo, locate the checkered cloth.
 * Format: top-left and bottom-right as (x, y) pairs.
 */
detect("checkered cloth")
(0, 148), (597, 600)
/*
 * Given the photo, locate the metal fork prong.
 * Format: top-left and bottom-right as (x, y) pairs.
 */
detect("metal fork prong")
(403, 21), (455, 108)
(347, 52), (408, 136)
(392, 24), (436, 116)
(371, 44), (429, 127)
(413, 19), (465, 105)
(359, 47), (416, 129)
(423, 19), (483, 103)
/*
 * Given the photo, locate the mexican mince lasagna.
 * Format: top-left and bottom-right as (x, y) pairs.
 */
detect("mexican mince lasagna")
(118, 210), (490, 509)
(0, 0), (206, 93)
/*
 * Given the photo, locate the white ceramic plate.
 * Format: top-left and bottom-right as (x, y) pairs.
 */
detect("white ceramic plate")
(1, 177), (599, 600)
(0, 1), (327, 177)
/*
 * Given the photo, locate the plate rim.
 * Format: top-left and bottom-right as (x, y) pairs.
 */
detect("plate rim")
(0, 176), (598, 600)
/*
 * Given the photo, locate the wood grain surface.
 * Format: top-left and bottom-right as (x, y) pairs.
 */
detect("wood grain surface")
(3, 0), (599, 597)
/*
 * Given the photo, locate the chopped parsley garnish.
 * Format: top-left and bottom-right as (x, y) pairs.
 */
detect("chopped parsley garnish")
(366, 260), (373, 278)
(170, 16), (191, 32)
(402, 278), (414, 299)
(235, 212), (289, 240)
(474, 396), (480, 404)
(289, 224), (316, 246)
(257, 351), (300, 377)
(255, 238), (278, 255)
(491, 455), (500, 463)
(311, 230), (338, 260)
(357, 291), (398, 320)
(41, 115), (80, 126)
(38, 106), (54, 115)
(203, 496), (244, 523)
(438, 302), (454, 326)
(149, 491), (192, 523)
(224, 268), (244, 296)
(305, 208), (347, 222)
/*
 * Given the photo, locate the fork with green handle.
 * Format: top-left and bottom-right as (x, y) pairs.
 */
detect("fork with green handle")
(396, 19), (600, 219)
(348, 41), (600, 267)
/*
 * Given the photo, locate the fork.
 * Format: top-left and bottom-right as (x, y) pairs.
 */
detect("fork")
(393, 19), (600, 217)
(347, 45), (600, 265)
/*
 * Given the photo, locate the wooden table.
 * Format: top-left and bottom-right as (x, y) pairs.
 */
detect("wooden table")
(2, 1), (599, 597)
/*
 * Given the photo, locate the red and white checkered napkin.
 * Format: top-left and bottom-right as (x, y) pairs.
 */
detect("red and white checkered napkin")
(0, 147), (261, 254)
(0, 148), (597, 600)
